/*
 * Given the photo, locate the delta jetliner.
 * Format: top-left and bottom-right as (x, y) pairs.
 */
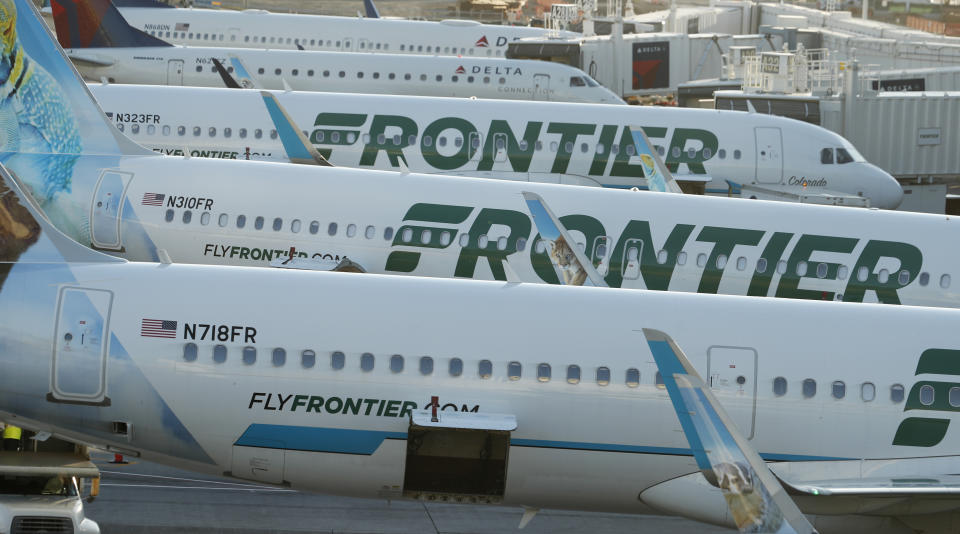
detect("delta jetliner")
(112, 0), (576, 56)
(0, 0), (944, 313)
(53, 0), (619, 104)
(88, 83), (902, 203)
(4, 162), (960, 534)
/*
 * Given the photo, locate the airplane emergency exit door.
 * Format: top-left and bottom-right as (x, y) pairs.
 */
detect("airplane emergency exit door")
(706, 346), (757, 439)
(48, 287), (113, 406)
(90, 170), (133, 251)
(167, 59), (184, 85)
(533, 74), (550, 101)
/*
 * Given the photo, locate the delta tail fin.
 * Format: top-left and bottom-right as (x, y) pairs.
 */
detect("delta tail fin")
(363, 0), (381, 18)
(260, 92), (333, 166)
(641, 329), (817, 534)
(51, 0), (172, 48)
(521, 192), (607, 288)
(628, 126), (682, 194)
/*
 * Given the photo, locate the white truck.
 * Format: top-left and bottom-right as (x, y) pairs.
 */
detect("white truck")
(0, 451), (100, 534)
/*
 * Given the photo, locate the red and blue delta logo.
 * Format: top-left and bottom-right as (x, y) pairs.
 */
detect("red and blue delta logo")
(455, 65), (466, 74)
(475, 36), (489, 47)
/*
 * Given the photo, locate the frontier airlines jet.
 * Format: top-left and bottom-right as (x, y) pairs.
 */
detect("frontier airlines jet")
(3, 158), (960, 534)
(0, 0), (946, 310)
(88, 83), (903, 205)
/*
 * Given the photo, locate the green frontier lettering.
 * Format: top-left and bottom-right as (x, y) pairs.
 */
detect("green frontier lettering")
(893, 349), (960, 447)
(842, 240), (922, 304)
(547, 123), (596, 174)
(422, 117), (478, 170)
(385, 203), (473, 273)
(604, 221), (694, 290)
(530, 214), (606, 284)
(454, 208), (531, 280)
(360, 115), (417, 167)
(477, 120), (542, 172)
(696, 227), (764, 294)
(775, 235), (857, 301)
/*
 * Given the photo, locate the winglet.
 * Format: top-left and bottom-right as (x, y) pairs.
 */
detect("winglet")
(521, 192), (607, 288)
(628, 126), (682, 194)
(259, 92), (333, 166)
(640, 329), (817, 534)
(363, 0), (381, 18)
(228, 55), (261, 89)
(211, 58), (242, 89)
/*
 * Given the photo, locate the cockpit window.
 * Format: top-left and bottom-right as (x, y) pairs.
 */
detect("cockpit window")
(570, 76), (586, 87)
(820, 148), (833, 164)
(584, 75), (599, 87)
(836, 147), (854, 164)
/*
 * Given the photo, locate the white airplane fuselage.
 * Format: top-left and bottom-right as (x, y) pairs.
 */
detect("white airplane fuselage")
(117, 6), (576, 56)
(69, 47), (623, 104)
(86, 83), (902, 204)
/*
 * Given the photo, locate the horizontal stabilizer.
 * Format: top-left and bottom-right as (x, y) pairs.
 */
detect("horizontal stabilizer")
(642, 329), (816, 534)
(64, 52), (116, 66)
(785, 475), (960, 497)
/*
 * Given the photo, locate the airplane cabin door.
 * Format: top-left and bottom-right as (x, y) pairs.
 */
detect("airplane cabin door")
(493, 133), (508, 163)
(90, 170), (134, 251)
(533, 74), (550, 101)
(706, 346), (757, 439)
(620, 239), (643, 281)
(167, 59), (184, 85)
(48, 288), (113, 406)
(754, 127), (783, 184)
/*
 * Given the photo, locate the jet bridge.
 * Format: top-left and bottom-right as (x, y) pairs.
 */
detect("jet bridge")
(403, 408), (516, 503)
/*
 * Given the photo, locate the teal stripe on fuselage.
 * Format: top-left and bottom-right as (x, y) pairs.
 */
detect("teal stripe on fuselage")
(233, 424), (851, 462)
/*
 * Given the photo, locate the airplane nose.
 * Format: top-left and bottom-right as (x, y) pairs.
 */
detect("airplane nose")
(871, 164), (903, 210)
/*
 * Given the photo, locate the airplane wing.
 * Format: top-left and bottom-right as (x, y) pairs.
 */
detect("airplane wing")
(727, 181), (871, 207)
(641, 329), (818, 534)
(259, 92), (333, 166)
(65, 52), (115, 67)
(521, 191), (608, 288)
(628, 126), (683, 194)
(785, 476), (960, 496)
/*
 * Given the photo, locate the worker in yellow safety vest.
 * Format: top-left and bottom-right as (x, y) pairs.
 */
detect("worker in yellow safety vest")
(3, 424), (22, 451)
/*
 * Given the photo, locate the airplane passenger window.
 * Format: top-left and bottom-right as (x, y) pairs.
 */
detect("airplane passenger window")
(236, 215), (246, 228)
(776, 260), (787, 275)
(497, 236), (507, 251)
(898, 270), (910, 285)
(696, 253), (707, 268)
(254, 129), (263, 139)
(421, 229), (432, 244)
(564, 141), (573, 153)
(549, 141), (558, 152)
(365, 225), (375, 239)
(192, 126), (201, 137)
(920, 384), (935, 406)
(388, 73), (396, 80)
(802, 378), (816, 398)
(626, 144), (636, 156)
(301, 350), (315, 368)
(449, 358), (463, 376)
(950, 387), (960, 408)
(308, 221), (319, 234)
(703, 148), (712, 159)
(537, 363), (551, 383)
(239, 128), (247, 138)
(535, 240), (546, 254)
(515, 237), (526, 252)
(656, 249), (668, 264)
(816, 263), (828, 278)
(676, 251), (687, 265)
(361, 353), (375, 372)
(567, 365), (581, 384)
(718, 149), (726, 159)
(404, 74), (411, 80)
(891, 384), (905, 403)
(244, 36), (250, 42)
(919, 272), (930, 286)
(820, 148), (833, 164)
(383, 227), (394, 241)
(687, 148), (696, 158)
(736, 256), (747, 271)
(213, 344), (227, 364)
(322, 70), (330, 78)
(439, 137), (447, 147)
(357, 72), (364, 79)
(857, 265), (869, 282)
(131, 124), (140, 135)
(392, 134), (401, 146)
(242, 346), (256, 366)
(292, 69), (298, 76)
(832, 381), (846, 399)
(655, 372), (664, 389)
(795, 261), (807, 276)
(478, 235), (489, 248)
(941, 274), (951, 288)
(479, 359), (492, 379)
(861, 382), (875, 402)
(258, 68), (265, 75)
(596, 367), (610, 386)
(195, 65), (203, 73)
(499, 77), (506, 84)
(400, 44), (405, 51)
(208, 127), (216, 137)
(200, 212), (210, 226)
(625, 368), (639, 388)
(390, 355), (404, 374)
(715, 254), (727, 269)
(272, 218), (282, 231)
(272, 348), (286, 367)
(420, 74), (427, 81)
(331, 351), (345, 370)
(877, 268), (890, 284)
(308, 70), (314, 77)
(270, 130), (278, 140)
(836, 148), (854, 164)
(223, 128), (231, 138)
(419, 356), (433, 375)
(508, 361), (522, 381)
(580, 143), (589, 153)
(417, 45), (423, 52)
(483, 76), (490, 84)
(182, 211), (192, 224)
(459, 234), (469, 247)
(254, 216), (264, 230)
(290, 219), (301, 233)
(270, 37), (275, 43)
(162, 125), (170, 136)
(610, 144), (617, 154)
(183, 343), (198, 362)
(218, 213), (228, 227)
(773, 377), (787, 396)
(467, 76), (475, 83)
(671, 146), (681, 158)
(451, 75), (459, 82)
(837, 265), (848, 280)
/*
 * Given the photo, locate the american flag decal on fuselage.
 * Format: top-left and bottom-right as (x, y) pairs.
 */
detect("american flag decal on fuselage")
(141, 319), (177, 338)
(142, 193), (165, 206)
